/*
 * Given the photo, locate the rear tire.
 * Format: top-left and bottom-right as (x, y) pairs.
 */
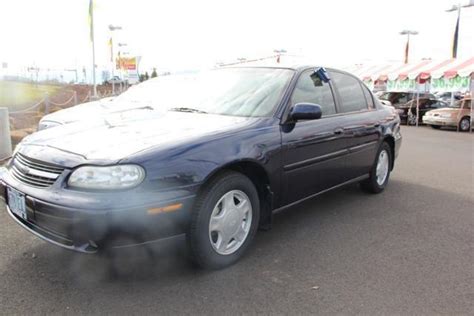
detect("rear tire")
(361, 142), (392, 194)
(187, 171), (260, 269)
(459, 117), (471, 132)
(407, 114), (417, 126)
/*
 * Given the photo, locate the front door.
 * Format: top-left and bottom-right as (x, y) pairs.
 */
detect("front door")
(281, 70), (347, 205)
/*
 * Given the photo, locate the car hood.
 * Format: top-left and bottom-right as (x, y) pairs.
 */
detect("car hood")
(41, 98), (156, 124)
(20, 109), (258, 161)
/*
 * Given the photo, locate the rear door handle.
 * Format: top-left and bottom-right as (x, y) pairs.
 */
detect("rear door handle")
(334, 128), (344, 135)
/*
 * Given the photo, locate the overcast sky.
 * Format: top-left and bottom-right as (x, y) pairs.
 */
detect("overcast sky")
(1, 0), (473, 73)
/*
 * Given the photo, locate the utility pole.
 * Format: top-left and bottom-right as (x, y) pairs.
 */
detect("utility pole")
(89, 0), (97, 99)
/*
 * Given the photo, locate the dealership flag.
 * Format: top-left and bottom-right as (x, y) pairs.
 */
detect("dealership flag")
(108, 37), (113, 62)
(452, 11), (460, 58)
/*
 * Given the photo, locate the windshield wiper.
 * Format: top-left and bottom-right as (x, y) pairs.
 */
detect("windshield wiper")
(169, 107), (208, 114)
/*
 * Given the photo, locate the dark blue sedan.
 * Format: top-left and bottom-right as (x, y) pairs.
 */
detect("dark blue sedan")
(0, 65), (402, 269)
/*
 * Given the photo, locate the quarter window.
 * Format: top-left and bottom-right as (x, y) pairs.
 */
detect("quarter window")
(362, 86), (375, 109)
(331, 72), (368, 112)
(291, 70), (336, 116)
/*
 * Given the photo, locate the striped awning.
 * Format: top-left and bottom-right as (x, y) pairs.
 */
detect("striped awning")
(341, 57), (474, 82)
(363, 64), (395, 81)
(432, 57), (474, 79)
(411, 59), (455, 80)
(397, 60), (432, 81)
(373, 63), (405, 81)
(387, 63), (420, 81)
(443, 57), (474, 79)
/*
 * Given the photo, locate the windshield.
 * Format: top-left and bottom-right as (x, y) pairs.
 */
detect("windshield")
(379, 92), (410, 104)
(114, 68), (294, 117)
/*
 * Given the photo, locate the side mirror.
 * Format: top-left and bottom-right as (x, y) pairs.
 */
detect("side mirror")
(289, 103), (322, 121)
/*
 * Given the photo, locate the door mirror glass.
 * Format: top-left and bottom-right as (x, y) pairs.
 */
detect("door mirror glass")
(290, 103), (322, 121)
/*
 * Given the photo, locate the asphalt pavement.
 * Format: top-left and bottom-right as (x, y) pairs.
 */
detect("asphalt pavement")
(0, 126), (473, 315)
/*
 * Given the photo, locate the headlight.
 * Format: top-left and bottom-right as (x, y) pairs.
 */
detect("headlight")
(68, 165), (145, 190)
(38, 120), (62, 131)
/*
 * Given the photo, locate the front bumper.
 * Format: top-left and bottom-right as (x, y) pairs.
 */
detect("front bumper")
(0, 168), (196, 253)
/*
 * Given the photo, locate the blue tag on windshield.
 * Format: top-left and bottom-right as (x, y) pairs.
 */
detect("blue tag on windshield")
(314, 67), (330, 83)
(310, 67), (331, 86)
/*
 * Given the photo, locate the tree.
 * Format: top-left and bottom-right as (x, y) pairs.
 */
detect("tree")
(151, 68), (157, 78)
(144, 72), (149, 81)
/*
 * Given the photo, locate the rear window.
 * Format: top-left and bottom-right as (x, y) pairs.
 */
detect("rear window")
(331, 72), (368, 112)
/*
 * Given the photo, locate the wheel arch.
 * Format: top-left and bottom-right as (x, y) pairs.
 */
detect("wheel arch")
(199, 159), (274, 229)
(382, 135), (395, 170)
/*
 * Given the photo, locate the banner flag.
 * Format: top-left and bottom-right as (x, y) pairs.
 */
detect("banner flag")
(404, 38), (409, 64)
(452, 12), (460, 58)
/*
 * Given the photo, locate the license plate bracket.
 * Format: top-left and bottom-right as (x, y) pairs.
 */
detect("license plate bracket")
(7, 187), (27, 220)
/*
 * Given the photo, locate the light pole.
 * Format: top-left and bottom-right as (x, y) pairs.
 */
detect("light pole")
(399, 30), (418, 64)
(446, 2), (474, 130)
(446, 2), (474, 59)
(273, 49), (287, 63)
(108, 25), (122, 95)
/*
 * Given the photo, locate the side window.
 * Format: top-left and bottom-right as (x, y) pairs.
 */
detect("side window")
(463, 100), (472, 109)
(291, 70), (336, 116)
(362, 85), (375, 109)
(331, 72), (368, 112)
(431, 101), (442, 108)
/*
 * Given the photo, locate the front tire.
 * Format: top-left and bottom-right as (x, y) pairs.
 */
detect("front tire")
(361, 142), (392, 194)
(187, 171), (260, 269)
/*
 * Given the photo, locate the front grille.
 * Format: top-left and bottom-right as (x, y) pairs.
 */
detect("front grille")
(10, 153), (65, 188)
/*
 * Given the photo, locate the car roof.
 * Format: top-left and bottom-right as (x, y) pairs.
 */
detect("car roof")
(220, 63), (358, 77)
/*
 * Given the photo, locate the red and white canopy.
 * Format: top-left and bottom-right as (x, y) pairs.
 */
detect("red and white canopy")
(442, 57), (474, 79)
(397, 60), (432, 81)
(409, 59), (455, 80)
(342, 56), (474, 81)
(372, 63), (404, 82)
(370, 63), (403, 81)
(387, 62), (423, 81)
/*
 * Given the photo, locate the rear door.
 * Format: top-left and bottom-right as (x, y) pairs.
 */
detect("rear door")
(281, 69), (347, 204)
(329, 71), (380, 181)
